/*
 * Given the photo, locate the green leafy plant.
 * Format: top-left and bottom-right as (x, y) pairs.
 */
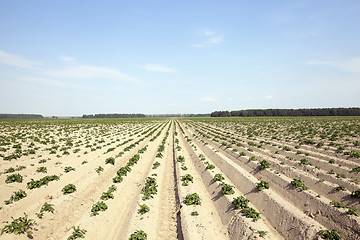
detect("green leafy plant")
(64, 166), (75, 173)
(4, 189), (27, 205)
(138, 204), (150, 215)
(36, 202), (55, 218)
(257, 230), (267, 237)
(1, 213), (36, 236)
(105, 157), (115, 165)
(351, 189), (360, 198)
(213, 173), (224, 182)
(177, 156), (185, 163)
(258, 160), (270, 170)
(67, 226), (87, 240)
(291, 178), (308, 191)
(27, 175), (60, 189)
(241, 207), (260, 221)
(206, 164), (215, 170)
(37, 166), (47, 173)
(181, 174), (193, 186)
(95, 166), (104, 174)
(300, 159), (312, 166)
(330, 201), (346, 208)
(318, 229), (342, 239)
(113, 175), (123, 183)
(184, 193), (201, 205)
(141, 177), (158, 200)
(129, 230), (147, 240)
(256, 181), (269, 191)
(5, 173), (23, 183)
(221, 183), (235, 195)
(191, 211), (199, 216)
(152, 161), (160, 169)
(346, 207), (359, 216)
(232, 196), (249, 209)
(334, 186), (346, 191)
(91, 201), (108, 216)
(62, 184), (76, 195)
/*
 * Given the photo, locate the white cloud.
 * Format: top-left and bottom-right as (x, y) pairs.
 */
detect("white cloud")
(60, 55), (76, 62)
(201, 96), (216, 102)
(0, 50), (42, 69)
(305, 58), (360, 73)
(45, 63), (141, 83)
(265, 95), (273, 100)
(140, 64), (176, 73)
(18, 76), (97, 91)
(0, 50), (143, 84)
(193, 29), (223, 48)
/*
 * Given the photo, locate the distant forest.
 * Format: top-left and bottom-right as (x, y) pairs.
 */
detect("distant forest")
(0, 114), (44, 119)
(82, 114), (146, 118)
(211, 108), (360, 117)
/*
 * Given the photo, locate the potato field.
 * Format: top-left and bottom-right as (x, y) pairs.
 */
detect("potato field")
(0, 117), (360, 240)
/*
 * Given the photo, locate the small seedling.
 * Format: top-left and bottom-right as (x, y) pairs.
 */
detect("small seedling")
(213, 173), (224, 182)
(181, 174), (193, 186)
(256, 181), (270, 191)
(318, 229), (342, 239)
(138, 204), (150, 215)
(5, 173), (23, 183)
(184, 193), (201, 205)
(67, 226), (87, 240)
(105, 157), (115, 165)
(258, 160), (270, 170)
(62, 184), (76, 195)
(91, 201), (108, 216)
(221, 183), (235, 195)
(191, 211), (199, 216)
(129, 230), (147, 240)
(291, 178), (308, 191)
(1, 213), (36, 236)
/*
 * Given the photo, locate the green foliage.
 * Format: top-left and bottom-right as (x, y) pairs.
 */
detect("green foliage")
(62, 184), (76, 195)
(64, 166), (75, 173)
(256, 181), (270, 191)
(232, 196), (249, 209)
(351, 189), (360, 198)
(221, 183), (235, 195)
(100, 191), (114, 201)
(37, 166), (47, 173)
(334, 186), (346, 191)
(1, 213), (36, 236)
(258, 160), (270, 170)
(300, 159), (312, 166)
(177, 156), (185, 163)
(336, 173), (346, 179)
(181, 174), (193, 186)
(5, 190), (27, 205)
(191, 211), (199, 216)
(318, 229), (342, 240)
(352, 166), (360, 172)
(129, 230), (147, 240)
(241, 207), (261, 221)
(141, 177), (158, 200)
(346, 208), (359, 216)
(96, 166), (104, 174)
(105, 157), (115, 165)
(5, 173), (23, 183)
(67, 226), (87, 240)
(113, 175), (123, 183)
(138, 204), (150, 215)
(330, 201), (346, 208)
(27, 175), (60, 189)
(213, 173), (224, 182)
(36, 202), (55, 218)
(206, 163), (215, 170)
(152, 161), (160, 169)
(257, 230), (267, 237)
(291, 178), (309, 191)
(91, 201), (108, 216)
(184, 193), (201, 205)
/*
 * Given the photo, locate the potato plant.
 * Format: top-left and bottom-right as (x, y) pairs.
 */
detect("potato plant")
(1, 213), (36, 236)
(183, 193), (201, 205)
(67, 226), (87, 240)
(62, 184), (76, 195)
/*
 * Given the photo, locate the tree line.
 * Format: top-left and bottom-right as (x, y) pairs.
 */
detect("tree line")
(82, 113), (147, 118)
(211, 108), (360, 117)
(0, 114), (44, 119)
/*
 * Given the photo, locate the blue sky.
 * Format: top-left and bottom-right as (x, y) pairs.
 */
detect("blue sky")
(1, 0), (360, 116)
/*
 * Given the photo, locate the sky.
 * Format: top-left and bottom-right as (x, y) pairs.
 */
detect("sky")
(1, 0), (360, 116)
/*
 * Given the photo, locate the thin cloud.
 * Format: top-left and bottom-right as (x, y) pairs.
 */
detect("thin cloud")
(140, 64), (176, 73)
(305, 58), (360, 73)
(193, 29), (223, 48)
(0, 50), (42, 69)
(201, 96), (216, 102)
(0, 50), (143, 84)
(265, 95), (273, 100)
